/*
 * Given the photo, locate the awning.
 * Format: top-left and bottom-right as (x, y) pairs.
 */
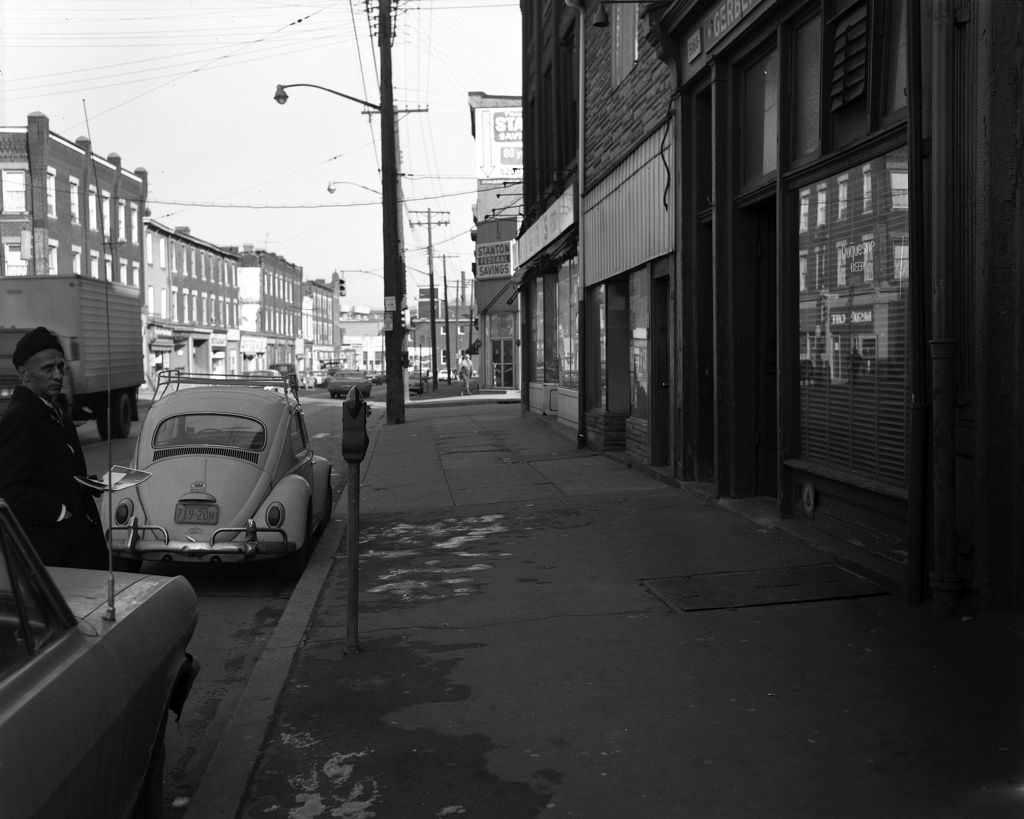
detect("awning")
(149, 338), (174, 352)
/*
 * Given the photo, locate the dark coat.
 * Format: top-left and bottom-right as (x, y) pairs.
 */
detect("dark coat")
(0, 386), (107, 568)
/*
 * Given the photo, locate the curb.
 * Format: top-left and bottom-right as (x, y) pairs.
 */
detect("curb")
(181, 403), (390, 818)
(181, 488), (349, 819)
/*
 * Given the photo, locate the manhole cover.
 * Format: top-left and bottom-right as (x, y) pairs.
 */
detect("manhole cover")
(642, 564), (889, 612)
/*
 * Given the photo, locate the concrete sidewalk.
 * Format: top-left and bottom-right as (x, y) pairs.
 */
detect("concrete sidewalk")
(186, 402), (1024, 819)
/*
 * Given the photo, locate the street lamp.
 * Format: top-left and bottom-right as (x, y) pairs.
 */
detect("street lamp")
(273, 44), (406, 425)
(326, 180), (381, 196)
(273, 83), (379, 112)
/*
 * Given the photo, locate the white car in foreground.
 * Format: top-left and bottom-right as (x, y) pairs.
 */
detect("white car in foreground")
(104, 371), (333, 579)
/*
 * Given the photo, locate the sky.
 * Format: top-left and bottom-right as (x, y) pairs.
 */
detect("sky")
(0, 0), (522, 308)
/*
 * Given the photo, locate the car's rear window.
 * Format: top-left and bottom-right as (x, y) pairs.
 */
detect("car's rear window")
(153, 414), (266, 451)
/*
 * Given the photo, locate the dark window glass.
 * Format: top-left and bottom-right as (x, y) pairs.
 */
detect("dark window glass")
(743, 50), (779, 183)
(884, 0), (909, 114)
(793, 15), (822, 160)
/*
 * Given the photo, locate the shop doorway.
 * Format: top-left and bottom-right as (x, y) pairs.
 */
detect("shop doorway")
(491, 338), (515, 388)
(752, 203), (778, 497)
(693, 221), (715, 482)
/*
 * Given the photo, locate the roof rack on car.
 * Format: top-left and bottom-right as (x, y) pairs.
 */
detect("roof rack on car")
(154, 369), (301, 403)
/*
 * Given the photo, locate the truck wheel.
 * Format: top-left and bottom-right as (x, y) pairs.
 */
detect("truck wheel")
(110, 391), (133, 438)
(95, 392), (131, 439)
(97, 391), (133, 440)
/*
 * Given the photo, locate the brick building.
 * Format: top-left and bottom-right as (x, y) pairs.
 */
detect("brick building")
(469, 92), (522, 390)
(523, 1), (1024, 613)
(302, 278), (336, 382)
(143, 220), (240, 383)
(235, 246), (303, 371)
(1, 112), (146, 287)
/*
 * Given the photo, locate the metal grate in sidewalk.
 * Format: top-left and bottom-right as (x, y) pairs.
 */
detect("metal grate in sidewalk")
(642, 563), (889, 613)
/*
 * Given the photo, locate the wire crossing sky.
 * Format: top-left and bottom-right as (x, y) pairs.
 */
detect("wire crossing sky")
(0, 0), (522, 306)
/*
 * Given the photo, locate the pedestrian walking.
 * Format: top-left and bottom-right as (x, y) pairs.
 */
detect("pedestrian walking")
(0, 326), (107, 568)
(458, 352), (473, 396)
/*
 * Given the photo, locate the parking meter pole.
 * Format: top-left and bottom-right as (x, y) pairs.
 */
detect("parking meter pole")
(341, 386), (369, 655)
(346, 461), (360, 654)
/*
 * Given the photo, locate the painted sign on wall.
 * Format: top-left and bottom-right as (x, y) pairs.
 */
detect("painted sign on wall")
(475, 107), (523, 181)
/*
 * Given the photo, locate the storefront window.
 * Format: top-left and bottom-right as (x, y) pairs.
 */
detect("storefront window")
(532, 277), (544, 383)
(558, 258), (580, 389)
(797, 147), (909, 485)
(531, 273), (559, 383)
(586, 285), (606, 409)
(629, 271), (649, 420)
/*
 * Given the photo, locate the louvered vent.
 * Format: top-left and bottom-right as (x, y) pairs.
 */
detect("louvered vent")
(152, 446), (259, 464)
(830, 2), (869, 112)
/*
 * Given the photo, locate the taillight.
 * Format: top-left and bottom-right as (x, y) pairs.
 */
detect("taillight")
(266, 502), (285, 528)
(114, 499), (134, 525)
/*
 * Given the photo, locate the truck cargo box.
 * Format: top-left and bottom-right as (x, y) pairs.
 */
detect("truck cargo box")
(0, 276), (144, 438)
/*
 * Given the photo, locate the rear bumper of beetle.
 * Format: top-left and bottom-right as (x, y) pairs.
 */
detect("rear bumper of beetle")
(108, 518), (298, 563)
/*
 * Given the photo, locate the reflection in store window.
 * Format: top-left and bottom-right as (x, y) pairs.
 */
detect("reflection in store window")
(630, 271), (649, 420)
(558, 259), (579, 389)
(797, 148), (909, 486)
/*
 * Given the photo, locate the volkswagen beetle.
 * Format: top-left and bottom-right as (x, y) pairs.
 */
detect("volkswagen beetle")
(0, 499), (198, 818)
(103, 372), (333, 579)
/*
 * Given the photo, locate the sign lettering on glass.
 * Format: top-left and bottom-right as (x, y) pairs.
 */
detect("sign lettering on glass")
(830, 309), (873, 327)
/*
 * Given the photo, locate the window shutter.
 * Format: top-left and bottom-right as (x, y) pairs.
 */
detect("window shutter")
(829, 2), (869, 112)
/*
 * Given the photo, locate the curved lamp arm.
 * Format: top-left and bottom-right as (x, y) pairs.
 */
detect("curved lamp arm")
(274, 83), (381, 111)
(327, 180), (382, 196)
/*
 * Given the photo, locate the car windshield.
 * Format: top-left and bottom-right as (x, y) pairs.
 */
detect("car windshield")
(153, 413), (266, 451)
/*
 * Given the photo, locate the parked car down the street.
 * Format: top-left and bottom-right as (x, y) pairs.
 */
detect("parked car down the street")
(267, 362), (300, 392)
(326, 370), (373, 400)
(102, 371), (333, 579)
(0, 499), (199, 819)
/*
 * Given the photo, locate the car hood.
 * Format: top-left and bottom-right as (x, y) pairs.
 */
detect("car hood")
(48, 567), (197, 632)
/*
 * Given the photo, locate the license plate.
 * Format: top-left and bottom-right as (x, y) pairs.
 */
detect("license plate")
(174, 503), (219, 525)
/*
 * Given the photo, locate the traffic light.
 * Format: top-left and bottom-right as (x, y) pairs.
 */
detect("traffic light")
(338, 277), (346, 297)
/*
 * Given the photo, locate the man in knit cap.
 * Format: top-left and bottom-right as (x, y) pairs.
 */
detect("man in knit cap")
(0, 326), (106, 568)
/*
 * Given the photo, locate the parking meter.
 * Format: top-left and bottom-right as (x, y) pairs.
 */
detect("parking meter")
(341, 386), (369, 463)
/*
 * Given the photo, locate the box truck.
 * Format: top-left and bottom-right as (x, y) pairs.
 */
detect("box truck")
(0, 275), (144, 438)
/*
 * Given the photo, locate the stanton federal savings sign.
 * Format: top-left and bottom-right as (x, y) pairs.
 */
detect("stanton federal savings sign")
(475, 240), (513, 280)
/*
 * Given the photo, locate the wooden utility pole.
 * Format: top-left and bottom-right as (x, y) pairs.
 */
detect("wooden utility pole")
(462, 268), (472, 348)
(379, 0), (405, 423)
(408, 208), (449, 389)
(441, 254), (452, 383)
